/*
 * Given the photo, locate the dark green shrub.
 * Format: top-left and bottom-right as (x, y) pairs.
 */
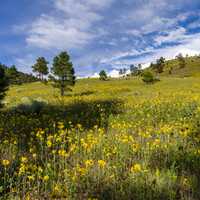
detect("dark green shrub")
(0, 65), (8, 108)
(99, 70), (108, 81)
(142, 71), (158, 84)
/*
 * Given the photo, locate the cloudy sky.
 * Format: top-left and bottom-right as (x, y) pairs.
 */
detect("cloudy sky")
(1, 0), (200, 77)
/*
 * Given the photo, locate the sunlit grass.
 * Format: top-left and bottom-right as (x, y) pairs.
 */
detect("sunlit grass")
(1, 77), (200, 199)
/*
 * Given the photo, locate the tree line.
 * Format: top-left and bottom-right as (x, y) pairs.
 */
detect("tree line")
(0, 64), (39, 85)
(0, 51), (76, 109)
(98, 53), (188, 82)
(0, 51), (190, 108)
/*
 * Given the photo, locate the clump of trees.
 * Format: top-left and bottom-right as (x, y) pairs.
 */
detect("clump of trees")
(0, 65), (8, 108)
(50, 52), (76, 96)
(176, 53), (186, 69)
(152, 57), (165, 74)
(31, 52), (76, 96)
(32, 57), (49, 81)
(130, 64), (142, 76)
(99, 70), (108, 81)
(119, 68), (127, 76)
(0, 64), (39, 85)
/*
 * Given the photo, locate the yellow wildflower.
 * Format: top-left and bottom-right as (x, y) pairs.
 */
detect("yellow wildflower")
(98, 160), (106, 168)
(43, 175), (49, 182)
(21, 156), (28, 163)
(2, 159), (10, 167)
(85, 159), (94, 168)
(131, 164), (142, 173)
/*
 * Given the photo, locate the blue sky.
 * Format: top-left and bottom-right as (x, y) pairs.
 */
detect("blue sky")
(1, 0), (200, 77)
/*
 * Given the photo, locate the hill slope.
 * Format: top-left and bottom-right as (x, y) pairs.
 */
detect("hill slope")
(148, 55), (200, 77)
(2, 77), (200, 199)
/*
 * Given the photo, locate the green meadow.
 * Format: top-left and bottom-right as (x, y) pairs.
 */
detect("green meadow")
(1, 76), (200, 199)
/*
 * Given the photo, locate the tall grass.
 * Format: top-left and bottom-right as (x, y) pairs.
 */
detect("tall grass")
(1, 77), (200, 199)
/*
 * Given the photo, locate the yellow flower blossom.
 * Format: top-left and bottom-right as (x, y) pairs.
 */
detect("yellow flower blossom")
(2, 159), (10, 167)
(131, 164), (142, 173)
(98, 160), (106, 168)
(43, 175), (49, 182)
(85, 159), (94, 168)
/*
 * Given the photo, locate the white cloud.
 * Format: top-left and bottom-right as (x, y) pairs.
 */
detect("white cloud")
(108, 69), (120, 77)
(100, 31), (200, 70)
(155, 27), (186, 45)
(91, 72), (99, 78)
(15, 54), (35, 73)
(26, 15), (94, 49)
(25, 0), (113, 49)
(141, 17), (177, 34)
(13, 0), (200, 77)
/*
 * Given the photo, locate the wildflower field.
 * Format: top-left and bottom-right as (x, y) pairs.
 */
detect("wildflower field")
(1, 77), (200, 199)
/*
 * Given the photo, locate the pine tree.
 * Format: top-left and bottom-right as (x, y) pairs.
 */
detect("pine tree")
(32, 57), (49, 80)
(154, 57), (165, 73)
(176, 53), (186, 69)
(119, 69), (123, 75)
(6, 65), (18, 84)
(51, 52), (75, 96)
(0, 65), (8, 108)
(99, 70), (108, 80)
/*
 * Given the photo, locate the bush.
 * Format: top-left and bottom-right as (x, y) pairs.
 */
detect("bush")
(142, 71), (158, 84)
(0, 65), (8, 108)
(99, 70), (108, 81)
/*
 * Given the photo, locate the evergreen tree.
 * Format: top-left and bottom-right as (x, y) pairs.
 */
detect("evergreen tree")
(138, 64), (142, 70)
(119, 69), (123, 75)
(154, 57), (165, 73)
(51, 52), (75, 96)
(176, 53), (186, 68)
(32, 57), (49, 80)
(0, 65), (8, 108)
(99, 70), (108, 81)
(6, 65), (18, 84)
(122, 68), (127, 74)
(130, 65), (137, 73)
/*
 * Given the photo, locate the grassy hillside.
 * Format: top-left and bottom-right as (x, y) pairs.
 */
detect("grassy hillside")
(148, 55), (200, 77)
(5, 76), (200, 106)
(1, 77), (200, 199)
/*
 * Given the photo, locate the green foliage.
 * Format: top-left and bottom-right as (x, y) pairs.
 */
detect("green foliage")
(99, 70), (108, 80)
(153, 57), (165, 73)
(130, 65), (137, 73)
(147, 55), (200, 77)
(176, 53), (186, 69)
(51, 52), (76, 96)
(32, 57), (49, 80)
(0, 63), (39, 85)
(142, 71), (157, 84)
(2, 78), (200, 199)
(0, 65), (8, 108)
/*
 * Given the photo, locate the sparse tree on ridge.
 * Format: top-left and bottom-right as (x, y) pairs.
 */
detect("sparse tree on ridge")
(130, 65), (137, 74)
(0, 65), (8, 108)
(153, 57), (165, 73)
(99, 70), (108, 81)
(123, 68), (127, 74)
(176, 53), (186, 69)
(119, 68), (128, 76)
(119, 69), (123, 76)
(138, 64), (142, 70)
(50, 51), (76, 96)
(6, 65), (18, 84)
(32, 57), (49, 81)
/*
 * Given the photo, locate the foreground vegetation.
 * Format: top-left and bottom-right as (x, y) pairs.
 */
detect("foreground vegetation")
(1, 77), (200, 199)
